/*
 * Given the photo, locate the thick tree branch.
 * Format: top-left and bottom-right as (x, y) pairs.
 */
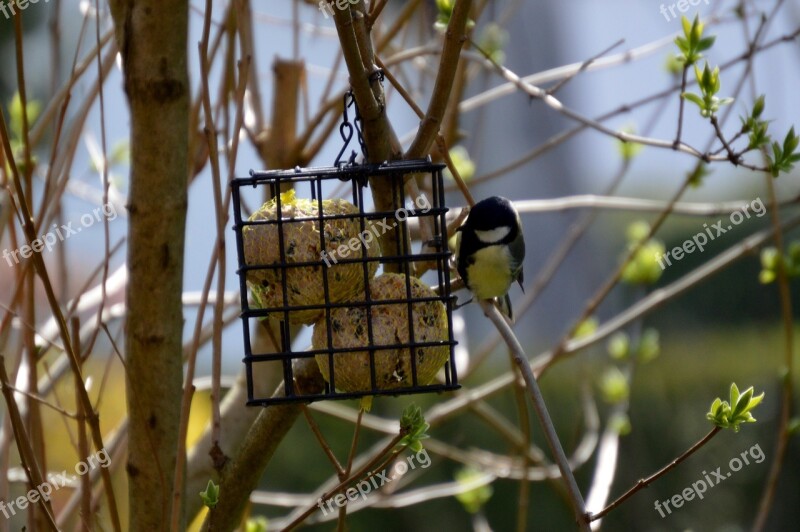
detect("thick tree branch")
(109, 1), (190, 529)
(331, 2), (406, 268)
(406, 0), (473, 158)
(201, 358), (324, 530)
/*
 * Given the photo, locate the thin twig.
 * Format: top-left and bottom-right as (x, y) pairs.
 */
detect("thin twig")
(589, 427), (721, 521)
(281, 434), (406, 531)
(547, 38), (625, 95)
(674, 64), (689, 148)
(302, 407), (345, 476)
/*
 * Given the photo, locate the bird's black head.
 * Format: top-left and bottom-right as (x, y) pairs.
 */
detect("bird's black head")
(460, 196), (521, 243)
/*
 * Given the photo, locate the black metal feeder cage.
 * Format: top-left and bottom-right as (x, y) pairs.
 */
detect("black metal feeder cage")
(231, 158), (459, 405)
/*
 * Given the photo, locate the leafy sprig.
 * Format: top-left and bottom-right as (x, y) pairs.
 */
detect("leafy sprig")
(767, 126), (800, 177)
(759, 242), (800, 283)
(707, 383), (764, 432)
(740, 95), (771, 150)
(675, 15), (716, 66)
(682, 62), (734, 118)
(199, 479), (220, 509)
(399, 404), (429, 452)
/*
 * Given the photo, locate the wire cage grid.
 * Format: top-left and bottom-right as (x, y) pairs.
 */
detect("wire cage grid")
(231, 159), (459, 405)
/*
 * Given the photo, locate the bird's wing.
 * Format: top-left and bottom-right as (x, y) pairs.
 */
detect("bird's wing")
(509, 234), (526, 288)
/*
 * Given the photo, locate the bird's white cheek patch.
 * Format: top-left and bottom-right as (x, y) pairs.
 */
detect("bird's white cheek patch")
(475, 226), (511, 244)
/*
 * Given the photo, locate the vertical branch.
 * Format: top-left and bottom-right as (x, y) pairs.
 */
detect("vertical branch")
(72, 318), (92, 531)
(479, 301), (590, 531)
(264, 59), (305, 170)
(0, 357), (57, 529)
(331, 2), (406, 268)
(752, 153), (795, 532)
(12, 12), (48, 529)
(108, 1), (190, 530)
(405, 0), (473, 158)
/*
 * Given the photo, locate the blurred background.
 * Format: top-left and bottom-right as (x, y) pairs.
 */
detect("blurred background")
(1, 0), (799, 530)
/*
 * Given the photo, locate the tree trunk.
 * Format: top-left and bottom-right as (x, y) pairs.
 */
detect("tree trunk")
(109, 1), (189, 529)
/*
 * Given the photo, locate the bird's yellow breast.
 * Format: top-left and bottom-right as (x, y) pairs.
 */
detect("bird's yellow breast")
(466, 246), (512, 299)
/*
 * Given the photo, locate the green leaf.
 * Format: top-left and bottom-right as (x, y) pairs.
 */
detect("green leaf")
(759, 269), (776, 284)
(674, 36), (689, 55)
(454, 467), (493, 513)
(609, 412), (632, 436)
(479, 23), (509, 65)
(600, 367), (629, 404)
(783, 127), (798, 154)
(245, 517), (269, 532)
(690, 16), (704, 44)
(681, 16), (692, 39)
(444, 146), (475, 181)
(7, 92), (42, 142)
(688, 164), (712, 188)
(622, 239), (665, 285)
(696, 36), (716, 52)
(730, 386), (752, 420)
(109, 140), (130, 167)
(730, 382), (741, 406)
(625, 220), (651, 245)
(637, 329), (660, 363)
(607, 332), (630, 360)
(788, 242), (800, 263)
(664, 53), (684, 76)
(682, 92), (705, 108)
(709, 397), (722, 414)
(572, 317), (598, 339)
(760, 247), (780, 270)
(752, 95), (766, 118)
(435, 0), (454, 16)
(676, 16), (714, 65)
(199, 479), (220, 509)
(398, 404), (429, 452)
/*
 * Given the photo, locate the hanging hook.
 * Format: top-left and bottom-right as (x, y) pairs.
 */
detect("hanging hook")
(334, 91), (357, 167)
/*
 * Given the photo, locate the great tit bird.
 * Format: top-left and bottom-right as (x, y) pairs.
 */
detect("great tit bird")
(455, 196), (525, 320)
